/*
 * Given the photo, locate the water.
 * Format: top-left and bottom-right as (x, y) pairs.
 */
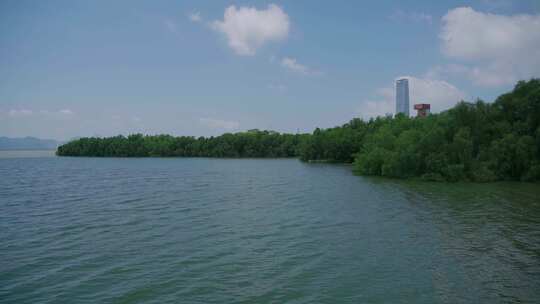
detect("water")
(0, 150), (55, 158)
(1, 154), (540, 303)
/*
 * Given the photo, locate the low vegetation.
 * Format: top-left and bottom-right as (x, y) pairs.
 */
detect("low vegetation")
(58, 79), (540, 182)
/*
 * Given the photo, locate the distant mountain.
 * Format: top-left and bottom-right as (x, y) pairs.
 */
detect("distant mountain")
(0, 137), (62, 150)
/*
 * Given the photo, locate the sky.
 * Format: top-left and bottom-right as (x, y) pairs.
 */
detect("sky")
(1, 0), (539, 140)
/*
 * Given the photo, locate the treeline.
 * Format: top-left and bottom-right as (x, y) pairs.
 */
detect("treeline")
(57, 79), (540, 182)
(56, 130), (308, 158)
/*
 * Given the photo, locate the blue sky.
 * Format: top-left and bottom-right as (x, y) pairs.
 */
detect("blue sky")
(1, 0), (539, 140)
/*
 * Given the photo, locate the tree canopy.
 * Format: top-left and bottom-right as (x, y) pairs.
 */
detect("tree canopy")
(57, 130), (307, 158)
(351, 79), (540, 182)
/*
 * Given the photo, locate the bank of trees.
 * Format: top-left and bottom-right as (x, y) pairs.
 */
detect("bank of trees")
(57, 130), (308, 158)
(57, 79), (540, 181)
(297, 118), (368, 163)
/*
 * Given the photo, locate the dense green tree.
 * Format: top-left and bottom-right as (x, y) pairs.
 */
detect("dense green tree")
(57, 130), (308, 159)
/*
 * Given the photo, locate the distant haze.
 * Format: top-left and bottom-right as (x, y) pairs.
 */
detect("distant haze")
(0, 137), (62, 151)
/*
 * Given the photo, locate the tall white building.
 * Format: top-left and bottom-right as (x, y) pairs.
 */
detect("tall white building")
(395, 78), (409, 116)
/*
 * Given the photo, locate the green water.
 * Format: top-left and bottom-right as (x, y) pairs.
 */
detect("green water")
(1, 155), (539, 303)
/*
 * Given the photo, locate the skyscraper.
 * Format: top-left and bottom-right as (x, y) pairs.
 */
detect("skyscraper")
(395, 78), (409, 116)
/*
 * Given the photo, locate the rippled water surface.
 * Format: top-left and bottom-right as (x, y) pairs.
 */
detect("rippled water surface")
(1, 153), (540, 303)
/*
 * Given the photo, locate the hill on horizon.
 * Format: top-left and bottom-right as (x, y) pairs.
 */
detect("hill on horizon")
(0, 136), (62, 150)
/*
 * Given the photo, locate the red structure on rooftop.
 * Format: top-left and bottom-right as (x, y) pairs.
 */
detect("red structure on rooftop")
(414, 104), (430, 117)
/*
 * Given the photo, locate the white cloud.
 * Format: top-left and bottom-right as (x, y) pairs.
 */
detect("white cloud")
(42, 109), (74, 116)
(281, 57), (307, 74)
(8, 109), (33, 117)
(405, 77), (467, 112)
(211, 4), (289, 56)
(440, 7), (540, 86)
(357, 76), (467, 119)
(281, 57), (322, 76)
(188, 12), (201, 23)
(359, 99), (394, 120)
(390, 10), (433, 24)
(59, 109), (73, 115)
(267, 83), (287, 91)
(199, 118), (239, 131)
(426, 63), (517, 87)
(7, 109), (74, 118)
